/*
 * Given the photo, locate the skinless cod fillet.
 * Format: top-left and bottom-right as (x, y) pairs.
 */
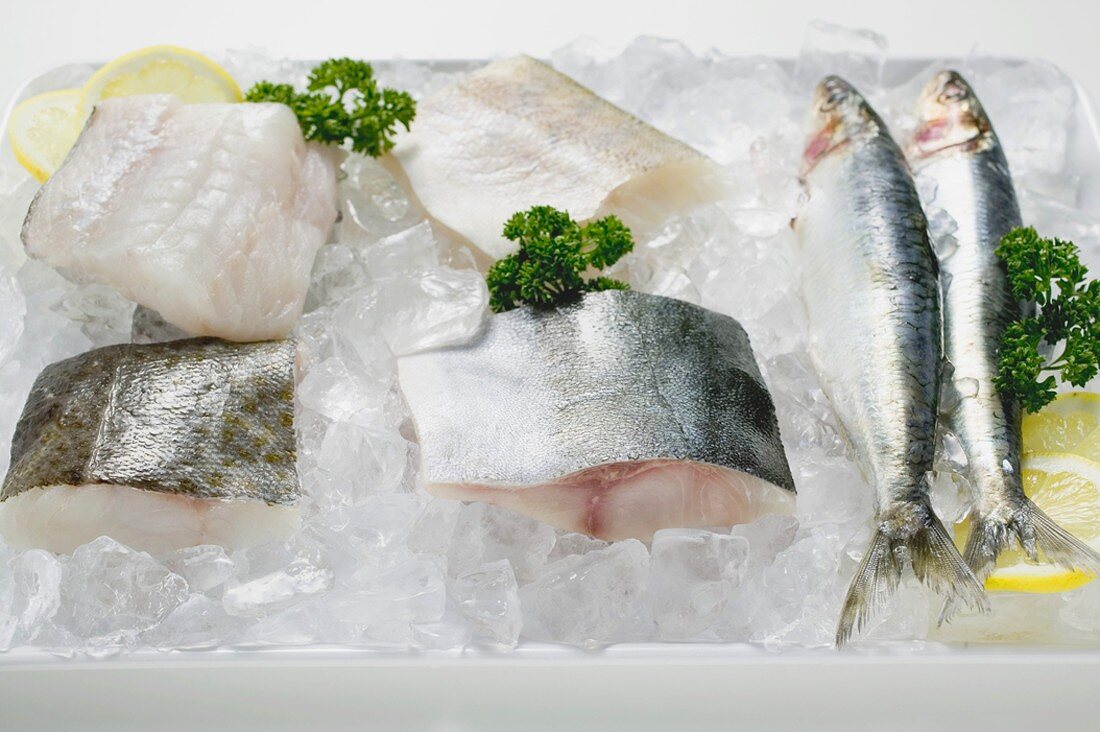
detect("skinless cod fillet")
(0, 338), (300, 555)
(21, 95), (338, 343)
(398, 290), (796, 541)
(390, 56), (727, 260)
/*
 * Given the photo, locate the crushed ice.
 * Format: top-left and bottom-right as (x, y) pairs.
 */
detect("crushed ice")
(1, 24), (1100, 655)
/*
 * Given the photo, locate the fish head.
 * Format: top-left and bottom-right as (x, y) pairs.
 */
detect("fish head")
(801, 76), (882, 175)
(907, 70), (992, 160)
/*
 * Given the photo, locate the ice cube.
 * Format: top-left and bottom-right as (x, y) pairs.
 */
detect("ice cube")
(934, 592), (1064, 644)
(373, 264), (489, 356)
(717, 531), (849, 647)
(971, 59), (1076, 186)
(648, 529), (749, 639)
(163, 545), (236, 594)
(795, 21), (888, 96)
(11, 549), (63, 642)
(245, 596), (348, 646)
(407, 499), (463, 556)
(448, 503), (557, 581)
(58, 537), (189, 645)
(223, 540), (334, 617)
(0, 275), (25, 362)
(729, 514), (800, 573)
(296, 356), (389, 426)
(329, 553), (447, 636)
(145, 594), (248, 650)
(412, 607), (474, 650)
(520, 540), (652, 648)
(299, 419), (410, 504)
(548, 532), (611, 563)
(1060, 581), (1100, 637)
(452, 560), (522, 647)
(339, 155), (420, 243)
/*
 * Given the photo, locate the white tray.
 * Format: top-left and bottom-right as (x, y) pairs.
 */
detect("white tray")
(3, 59), (1100, 732)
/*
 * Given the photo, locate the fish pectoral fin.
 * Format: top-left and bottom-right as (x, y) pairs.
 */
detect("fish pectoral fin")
(837, 498), (988, 646)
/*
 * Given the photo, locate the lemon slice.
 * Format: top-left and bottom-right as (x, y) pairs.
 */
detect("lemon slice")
(6, 89), (83, 182)
(1022, 391), (1100, 462)
(959, 451), (1100, 593)
(78, 45), (241, 117)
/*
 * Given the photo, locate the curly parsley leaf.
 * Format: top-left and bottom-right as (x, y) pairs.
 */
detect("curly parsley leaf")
(245, 59), (415, 157)
(486, 206), (635, 313)
(995, 226), (1100, 412)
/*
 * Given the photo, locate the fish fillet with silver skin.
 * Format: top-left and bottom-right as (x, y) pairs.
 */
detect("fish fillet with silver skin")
(21, 95), (338, 343)
(398, 290), (796, 541)
(390, 56), (726, 261)
(905, 71), (1100, 599)
(795, 76), (987, 645)
(0, 338), (299, 555)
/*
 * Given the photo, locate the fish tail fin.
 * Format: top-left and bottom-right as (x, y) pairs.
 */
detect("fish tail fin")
(837, 499), (988, 646)
(940, 498), (1100, 623)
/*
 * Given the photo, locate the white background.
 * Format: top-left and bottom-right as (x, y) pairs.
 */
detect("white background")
(4, 2), (1100, 730)
(3, 0), (1100, 104)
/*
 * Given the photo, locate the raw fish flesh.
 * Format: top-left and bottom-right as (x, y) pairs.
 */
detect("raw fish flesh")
(390, 56), (726, 260)
(398, 290), (795, 541)
(0, 338), (299, 554)
(22, 95), (338, 342)
(795, 76), (986, 644)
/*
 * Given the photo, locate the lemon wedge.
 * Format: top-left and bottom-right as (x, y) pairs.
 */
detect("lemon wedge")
(1022, 391), (1100, 462)
(7, 46), (241, 182)
(6, 89), (83, 183)
(958, 450), (1100, 593)
(78, 45), (241, 117)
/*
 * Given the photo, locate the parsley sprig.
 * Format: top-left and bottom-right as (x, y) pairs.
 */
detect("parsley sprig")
(245, 59), (415, 157)
(486, 206), (634, 313)
(995, 226), (1100, 412)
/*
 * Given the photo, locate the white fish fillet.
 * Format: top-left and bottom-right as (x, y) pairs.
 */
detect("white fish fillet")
(0, 485), (300, 556)
(22, 95), (338, 342)
(391, 56), (726, 260)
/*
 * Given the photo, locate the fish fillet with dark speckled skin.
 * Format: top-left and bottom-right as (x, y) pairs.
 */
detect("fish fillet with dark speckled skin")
(398, 290), (796, 541)
(0, 338), (299, 554)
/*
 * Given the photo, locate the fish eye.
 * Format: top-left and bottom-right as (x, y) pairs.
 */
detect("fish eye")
(940, 83), (966, 103)
(821, 88), (845, 111)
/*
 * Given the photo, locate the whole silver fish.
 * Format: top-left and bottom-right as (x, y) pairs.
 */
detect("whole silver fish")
(795, 76), (986, 645)
(398, 290), (796, 541)
(905, 71), (1100, 591)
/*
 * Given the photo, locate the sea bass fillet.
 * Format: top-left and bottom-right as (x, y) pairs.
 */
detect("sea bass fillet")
(795, 77), (986, 644)
(905, 71), (1100, 589)
(391, 56), (726, 260)
(398, 290), (796, 541)
(22, 95), (338, 342)
(0, 338), (299, 554)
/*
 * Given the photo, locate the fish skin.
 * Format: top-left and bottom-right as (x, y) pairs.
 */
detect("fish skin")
(21, 95), (338, 343)
(391, 56), (725, 260)
(2, 337), (298, 505)
(398, 290), (796, 540)
(795, 76), (986, 645)
(905, 70), (1100, 594)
